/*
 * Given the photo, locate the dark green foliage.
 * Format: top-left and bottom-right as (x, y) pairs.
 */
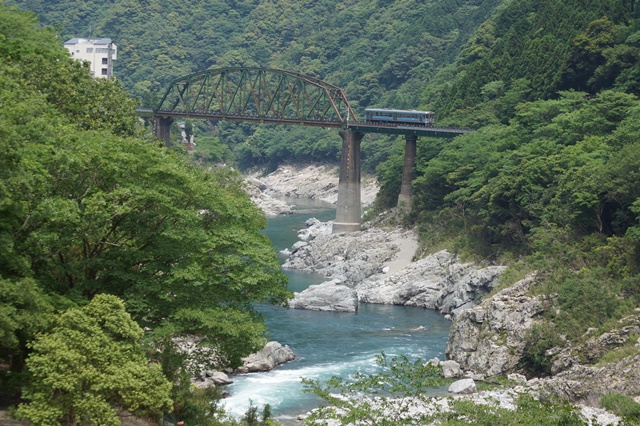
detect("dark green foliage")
(521, 325), (562, 376)
(424, 0), (636, 119)
(0, 5), (290, 414)
(10, 0), (501, 170)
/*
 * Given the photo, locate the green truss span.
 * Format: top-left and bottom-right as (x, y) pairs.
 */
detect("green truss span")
(146, 67), (472, 137)
(154, 67), (357, 128)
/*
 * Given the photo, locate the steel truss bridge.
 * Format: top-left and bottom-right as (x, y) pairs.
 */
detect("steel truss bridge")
(137, 67), (473, 232)
(137, 67), (471, 138)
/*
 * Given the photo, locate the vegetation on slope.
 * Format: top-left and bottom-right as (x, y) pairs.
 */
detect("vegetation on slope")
(5, 0), (640, 421)
(10, 0), (501, 170)
(0, 5), (288, 423)
(377, 0), (640, 373)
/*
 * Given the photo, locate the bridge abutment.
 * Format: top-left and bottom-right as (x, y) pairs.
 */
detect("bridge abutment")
(333, 130), (364, 233)
(153, 117), (173, 147)
(397, 134), (417, 209)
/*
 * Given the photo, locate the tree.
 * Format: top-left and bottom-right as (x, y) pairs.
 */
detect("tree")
(16, 294), (172, 426)
(0, 4), (289, 387)
(303, 353), (445, 425)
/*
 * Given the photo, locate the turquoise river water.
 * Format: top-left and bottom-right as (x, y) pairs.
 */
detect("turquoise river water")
(220, 197), (450, 423)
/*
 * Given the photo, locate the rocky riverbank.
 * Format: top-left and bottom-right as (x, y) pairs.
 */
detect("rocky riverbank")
(242, 163), (638, 421)
(283, 216), (505, 317)
(280, 214), (639, 420)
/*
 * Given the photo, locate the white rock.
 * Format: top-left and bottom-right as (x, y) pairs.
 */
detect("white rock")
(441, 360), (462, 378)
(235, 341), (295, 373)
(289, 280), (358, 312)
(425, 357), (440, 367)
(507, 373), (527, 385)
(206, 371), (233, 385)
(448, 378), (477, 394)
(446, 273), (549, 377)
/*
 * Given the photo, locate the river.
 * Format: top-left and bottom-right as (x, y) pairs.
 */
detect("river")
(221, 197), (451, 424)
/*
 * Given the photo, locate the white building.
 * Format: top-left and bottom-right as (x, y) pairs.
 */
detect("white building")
(64, 38), (117, 79)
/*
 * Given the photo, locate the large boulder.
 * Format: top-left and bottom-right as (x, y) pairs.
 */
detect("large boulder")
(289, 280), (358, 312)
(446, 273), (550, 377)
(356, 250), (506, 314)
(235, 341), (295, 374)
(448, 378), (477, 394)
(191, 370), (233, 389)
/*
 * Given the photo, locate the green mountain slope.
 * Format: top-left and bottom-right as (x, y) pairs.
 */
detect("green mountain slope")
(423, 0), (639, 124)
(12, 0), (501, 109)
(9, 0), (503, 169)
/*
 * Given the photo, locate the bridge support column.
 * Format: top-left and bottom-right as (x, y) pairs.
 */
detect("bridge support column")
(333, 130), (364, 233)
(153, 116), (173, 148)
(397, 134), (417, 209)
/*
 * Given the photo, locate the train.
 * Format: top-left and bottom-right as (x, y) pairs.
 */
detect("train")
(364, 108), (435, 127)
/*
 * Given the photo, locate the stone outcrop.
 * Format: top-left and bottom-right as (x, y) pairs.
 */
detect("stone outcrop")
(289, 279), (359, 312)
(283, 219), (506, 316)
(542, 352), (640, 403)
(441, 360), (463, 378)
(356, 250), (505, 315)
(549, 316), (640, 375)
(446, 273), (550, 377)
(191, 370), (233, 389)
(538, 315), (640, 403)
(283, 219), (418, 285)
(235, 341), (296, 374)
(244, 177), (294, 216)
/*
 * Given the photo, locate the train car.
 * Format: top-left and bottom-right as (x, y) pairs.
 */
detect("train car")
(365, 108), (435, 127)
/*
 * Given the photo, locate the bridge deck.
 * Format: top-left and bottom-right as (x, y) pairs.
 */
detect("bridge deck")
(346, 122), (473, 137)
(137, 108), (471, 137)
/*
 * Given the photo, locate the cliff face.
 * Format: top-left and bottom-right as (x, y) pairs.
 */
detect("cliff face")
(446, 273), (550, 377)
(446, 274), (640, 404)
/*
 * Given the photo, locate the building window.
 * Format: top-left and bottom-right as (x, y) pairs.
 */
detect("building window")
(96, 48), (109, 53)
(86, 48), (93, 53)
(102, 57), (108, 64)
(101, 68), (108, 76)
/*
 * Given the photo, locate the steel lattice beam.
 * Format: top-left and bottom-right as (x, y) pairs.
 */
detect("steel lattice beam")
(154, 67), (357, 127)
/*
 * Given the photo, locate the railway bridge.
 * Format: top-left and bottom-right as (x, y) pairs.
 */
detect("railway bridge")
(136, 67), (472, 233)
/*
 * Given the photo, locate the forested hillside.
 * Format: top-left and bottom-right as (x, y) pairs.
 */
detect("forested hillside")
(6, 0), (640, 420)
(10, 0), (501, 169)
(388, 0), (640, 375)
(0, 5), (288, 423)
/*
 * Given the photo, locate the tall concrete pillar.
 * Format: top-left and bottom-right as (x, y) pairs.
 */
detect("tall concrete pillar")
(397, 134), (417, 209)
(153, 116), (173, 148)
(333, 130), (364, 233)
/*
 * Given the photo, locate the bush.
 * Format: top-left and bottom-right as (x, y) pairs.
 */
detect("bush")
(521, 324), (562, 375)
(600, 393), (640, 422)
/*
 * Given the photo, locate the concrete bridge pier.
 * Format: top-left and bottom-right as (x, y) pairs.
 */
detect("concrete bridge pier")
(333, 130), (364, 233)
(397, 134), (417, 209)
(153, 116), (173, 147)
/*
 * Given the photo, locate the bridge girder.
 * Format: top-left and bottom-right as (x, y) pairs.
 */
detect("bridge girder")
(154, 67), (358, 127)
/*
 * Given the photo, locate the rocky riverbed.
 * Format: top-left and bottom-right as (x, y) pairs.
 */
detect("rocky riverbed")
(242, 164), (637, 423)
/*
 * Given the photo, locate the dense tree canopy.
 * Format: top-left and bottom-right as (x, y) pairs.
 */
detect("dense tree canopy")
(17, 295), (172, 426)
(0, 5), (289, 414)
(9, 0), (502, 170)
(5, 0), (640, 414)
